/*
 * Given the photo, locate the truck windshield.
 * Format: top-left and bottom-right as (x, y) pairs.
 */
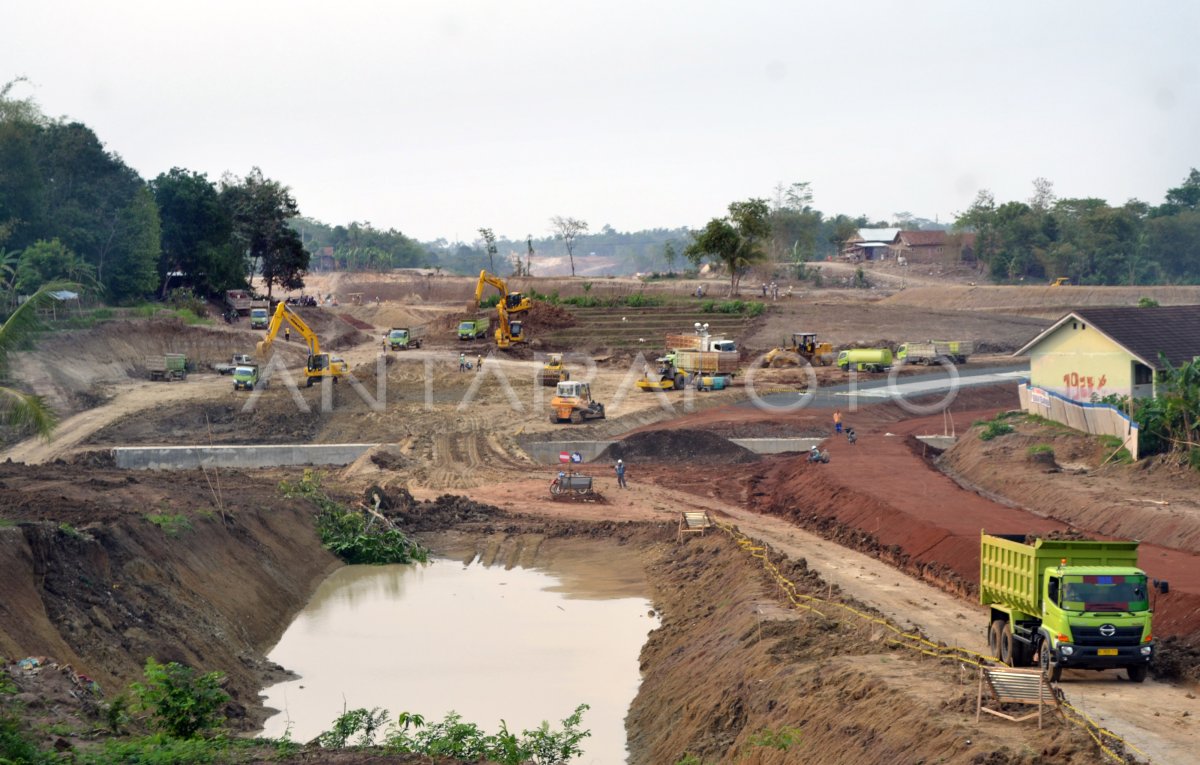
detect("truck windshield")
(1062, 575), (1148, 612)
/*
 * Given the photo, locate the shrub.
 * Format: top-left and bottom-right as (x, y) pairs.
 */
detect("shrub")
(280, 470), (428, 565)
(1026, 444), (1055, 456)
(0, 713), (52, 764)
(1138, 297), (1160, 308)
(131, 658), (228, 739)
(974, 412), (1017, 441)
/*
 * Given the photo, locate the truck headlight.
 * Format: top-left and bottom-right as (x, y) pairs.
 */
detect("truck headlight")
(1061, 646), (1074, 656)
(1140, 646), (1152, 656)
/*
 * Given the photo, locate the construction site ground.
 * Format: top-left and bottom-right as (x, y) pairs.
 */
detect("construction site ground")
(3, 273), (1200, 764)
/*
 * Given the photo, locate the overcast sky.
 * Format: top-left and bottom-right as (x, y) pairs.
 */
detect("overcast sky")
(6, 1), (1199, 243)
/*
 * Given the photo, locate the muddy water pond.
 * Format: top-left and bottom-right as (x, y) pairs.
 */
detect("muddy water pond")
(260, 540), (657, 763)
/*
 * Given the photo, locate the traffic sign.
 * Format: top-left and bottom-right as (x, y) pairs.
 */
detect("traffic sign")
(559, 451), (570, 463)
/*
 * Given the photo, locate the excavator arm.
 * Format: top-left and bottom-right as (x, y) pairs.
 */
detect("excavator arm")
(257, 301), (322, 357)
(474, 270), (532, 348)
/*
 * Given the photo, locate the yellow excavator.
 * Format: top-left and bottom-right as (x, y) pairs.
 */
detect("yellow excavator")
(474, 270), (531, 348)
(256, 301), (348, 387)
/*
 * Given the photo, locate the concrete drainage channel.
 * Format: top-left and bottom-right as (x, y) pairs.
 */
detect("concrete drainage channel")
(111, 438), (829, 470)
(521, 438), (822, 464)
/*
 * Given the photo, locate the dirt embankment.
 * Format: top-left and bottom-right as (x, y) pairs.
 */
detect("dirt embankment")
(1, 467), (1115, 765)
(0, 462), (341, 728)
(627, 535), (1101, 764)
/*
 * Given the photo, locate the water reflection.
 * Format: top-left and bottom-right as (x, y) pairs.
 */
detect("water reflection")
(260, 556), (656, 764)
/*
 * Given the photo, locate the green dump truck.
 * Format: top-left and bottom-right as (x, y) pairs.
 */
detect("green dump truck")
(458, 318), (489, 340)
(386, 327), (421, 350)
(232, 364), (264, 391)
(836, 348), (892, 372)
(895, 340), (974, 365)
(980, 532), (1167, 682)
(249, 306), (270, 329)
(147, 353), (188, 381)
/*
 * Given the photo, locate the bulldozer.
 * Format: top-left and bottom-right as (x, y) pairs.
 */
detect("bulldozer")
(762, 332), (834, 368)
(549, 381), (606, 424)
(537, 353), (570, 386)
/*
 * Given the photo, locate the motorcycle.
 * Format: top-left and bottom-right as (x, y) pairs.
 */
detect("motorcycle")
(807, 449), (831, 464)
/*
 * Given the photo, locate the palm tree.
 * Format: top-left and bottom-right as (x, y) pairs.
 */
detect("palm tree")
(1, 282), (77, 440)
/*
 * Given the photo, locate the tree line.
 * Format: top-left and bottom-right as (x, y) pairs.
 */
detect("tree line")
(956, 173), (1200, 284)
(0, 80), (311, 304)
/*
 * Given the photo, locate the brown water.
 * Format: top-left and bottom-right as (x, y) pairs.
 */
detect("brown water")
(259, 549), (656, 763)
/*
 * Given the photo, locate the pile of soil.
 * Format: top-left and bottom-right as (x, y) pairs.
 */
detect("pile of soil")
(521, 301), (578, 331)
(598, 428), (759, 464)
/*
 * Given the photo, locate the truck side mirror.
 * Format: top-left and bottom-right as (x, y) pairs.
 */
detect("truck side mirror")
(1155, 579), (1170, 595)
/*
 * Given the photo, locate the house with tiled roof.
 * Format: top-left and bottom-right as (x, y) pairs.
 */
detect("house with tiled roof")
(890, 230), (977, 265)
(1014, 305), (1200, 401)
(1011, 305), (1200, 458)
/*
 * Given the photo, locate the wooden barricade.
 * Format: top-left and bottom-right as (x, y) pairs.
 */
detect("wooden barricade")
(677, 511), (714, 542)
(976, 666), (1057, 729)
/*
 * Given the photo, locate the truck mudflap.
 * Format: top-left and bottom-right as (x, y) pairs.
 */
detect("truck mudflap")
(1052, 640), (1154, 670)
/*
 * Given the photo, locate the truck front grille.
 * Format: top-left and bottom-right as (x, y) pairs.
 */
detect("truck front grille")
(1071, 625), (1143, 646)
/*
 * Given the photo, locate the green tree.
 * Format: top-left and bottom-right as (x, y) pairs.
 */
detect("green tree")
(478, 227), (498, 273)
(662, 240), (678, 274)
(1156, 168), (1200, 216)
(549, 215), (588, 277)
(151, 167), (241, 297)
(15, 239), (94, 293)
(686, 198), (770, 296)
(1, 282), (77, 439)
(104, 186), (161, 299)
(220, 168), (305, 297)
(826, 214), (860, 259)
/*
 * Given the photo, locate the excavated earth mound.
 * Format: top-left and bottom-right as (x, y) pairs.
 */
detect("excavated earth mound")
(599, 428), (760, 464)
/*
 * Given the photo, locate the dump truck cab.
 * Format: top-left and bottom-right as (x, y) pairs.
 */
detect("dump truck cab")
(233, 365), (262, 391)
(387, 328), (420, 350)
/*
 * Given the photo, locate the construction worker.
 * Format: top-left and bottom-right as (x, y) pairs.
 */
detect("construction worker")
(614, 459), (627, 489)
(284, 327), (291, 342)
(458, 353), (467, 372)
(476, 355), (482, 372)
(833, 408), (843, 434)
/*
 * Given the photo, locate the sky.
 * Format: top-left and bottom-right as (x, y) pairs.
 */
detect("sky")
(5, 1), (1199, 244)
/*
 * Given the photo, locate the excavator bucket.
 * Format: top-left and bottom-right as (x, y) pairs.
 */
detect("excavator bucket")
(255, 339), (270, 356)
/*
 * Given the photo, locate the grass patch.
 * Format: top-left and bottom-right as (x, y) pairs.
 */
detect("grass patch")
(699, 299), (765, 316)
(973, 411), (1018, 441)
(1097, 435), (1133, 464)
(145, 514), (192, 536)
(1026, 444), (1055, 456)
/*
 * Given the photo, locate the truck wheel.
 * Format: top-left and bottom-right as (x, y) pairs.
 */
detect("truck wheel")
(987, 620), (1005, 660)
(1126, 665), (1148, 683)
(1038, 640), (1062, 683)
(674, 374), (685, 389)
(1000, 624), (1015, 665)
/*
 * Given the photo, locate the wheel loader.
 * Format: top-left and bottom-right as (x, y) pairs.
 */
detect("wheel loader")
(762, 332), (834, 367)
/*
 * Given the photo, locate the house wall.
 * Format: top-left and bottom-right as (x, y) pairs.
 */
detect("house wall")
(1027, 319), (1135, 402)
(1019, 384), (1139, 459)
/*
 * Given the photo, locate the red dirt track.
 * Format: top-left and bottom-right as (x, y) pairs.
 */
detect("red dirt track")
(638, 387), (1200, 640)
